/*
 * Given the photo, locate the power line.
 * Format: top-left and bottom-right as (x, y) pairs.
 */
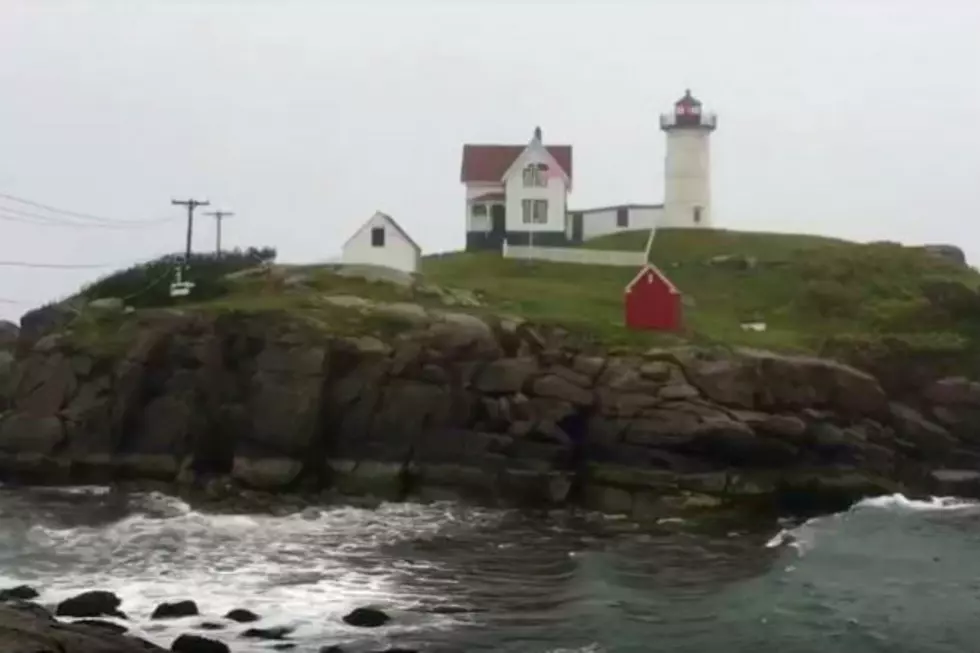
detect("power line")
(0, 207), (170, 230)
(0, 260), (123, 269)
(0, 190), (176, 227)
(0, 210), (67, 227)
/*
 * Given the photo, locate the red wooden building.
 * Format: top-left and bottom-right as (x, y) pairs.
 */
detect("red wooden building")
(624, 263), (682, 331)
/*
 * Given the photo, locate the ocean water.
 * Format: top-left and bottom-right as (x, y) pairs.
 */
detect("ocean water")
(1, 486), (978, 653)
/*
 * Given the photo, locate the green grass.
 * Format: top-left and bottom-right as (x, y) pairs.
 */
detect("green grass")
(421, 252), (686, 348)
(56, 228), (980, 372)
(424, 228), (980, 354)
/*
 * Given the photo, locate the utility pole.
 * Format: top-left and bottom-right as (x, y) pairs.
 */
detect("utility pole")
(171, 198), (210, 269)
(203, 210), (234, 258)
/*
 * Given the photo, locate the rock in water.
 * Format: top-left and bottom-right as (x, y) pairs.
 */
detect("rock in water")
(223, 608), (259, 623)
(323, 647), (416, 653)
(151, 600), (199, 620)
(171, 634), (230, 653)
(327, 648), (418, 653)
(0, 602), (161, 652)
(0, 585), (39, 602)
(55, 590), (126, 619)
(73, 619), (129, 634)
(241, 625), (293, 640)
(342, 607), (391, 628)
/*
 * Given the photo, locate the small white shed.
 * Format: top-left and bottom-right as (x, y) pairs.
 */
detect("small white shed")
(340, 211), (421, 274)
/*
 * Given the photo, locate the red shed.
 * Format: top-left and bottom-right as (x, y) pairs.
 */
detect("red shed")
(624, 263), (682, 331)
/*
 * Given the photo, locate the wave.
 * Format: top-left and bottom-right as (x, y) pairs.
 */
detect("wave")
(1, 490), (525, 650)
(851, 493), (979, 512)
(765, 492), (980, 558)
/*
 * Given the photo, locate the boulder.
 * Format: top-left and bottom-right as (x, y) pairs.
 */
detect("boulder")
(73, 619), (128, 634)
(243, 344), (327, 457)
(530, 374), (593, 406)
(672, 348), (887, 416)
(150, 600), (199, 620)
(889, 403), (956, 458)
(0, 585), (39, 602)
(373, 302), (431, 326)
(474, 358), (537, 394)
(0, 602), (159, 652)
(55, 590), (126, 619)
(13, 351), (79, 417)
(231, 457), (303, 490)
(241, 625), (293, 640)
(658, 383), (700, 400)
(757, 414), (807, 439)
(19, 301), (78, 342)
(320, 646), (419, 653)
(342, 607), (391, 628)
(427, 312), (498, 356)
(223, 608), (259, 623)
(171, 634), (229, 653)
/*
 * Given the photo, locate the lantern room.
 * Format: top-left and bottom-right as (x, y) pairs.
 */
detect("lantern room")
(660, 89), (717, 131)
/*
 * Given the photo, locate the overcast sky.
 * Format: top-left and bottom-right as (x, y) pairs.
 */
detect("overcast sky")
(1, 0), (979, 321)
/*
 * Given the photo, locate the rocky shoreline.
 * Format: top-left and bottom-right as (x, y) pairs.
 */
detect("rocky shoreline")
(2, 305), (980, 520)
(0, 585), (406, 652)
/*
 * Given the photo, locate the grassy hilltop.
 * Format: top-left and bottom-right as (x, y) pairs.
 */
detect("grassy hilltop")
(424, 229), (980, 351)
(58, 228), (980, 385)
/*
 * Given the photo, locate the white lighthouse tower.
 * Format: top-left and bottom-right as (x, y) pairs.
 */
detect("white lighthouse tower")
(660, 89), (717, 228)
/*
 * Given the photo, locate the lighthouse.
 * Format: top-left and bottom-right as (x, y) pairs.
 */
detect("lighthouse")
(660, 89), (717, 228)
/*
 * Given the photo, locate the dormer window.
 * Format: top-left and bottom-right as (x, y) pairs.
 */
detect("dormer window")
(522, 163), (547, 187)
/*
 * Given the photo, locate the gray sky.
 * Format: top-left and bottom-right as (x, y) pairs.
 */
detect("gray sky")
(1, 0), (979, 321)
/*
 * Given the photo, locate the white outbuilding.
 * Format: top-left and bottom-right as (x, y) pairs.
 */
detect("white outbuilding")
(340, 211), (421, 274)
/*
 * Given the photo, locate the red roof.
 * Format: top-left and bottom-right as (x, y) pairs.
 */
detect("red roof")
(625, 263), (680, 294)
(460, 144), (573, 183)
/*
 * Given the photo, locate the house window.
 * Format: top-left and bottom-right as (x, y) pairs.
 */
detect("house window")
(522, 163), (546, 188)
(616, 207), (629, 227)
(471, 203), (487, 218)
(371, 226), (385, 247)
(693, 206), (703, 224)
(522, 199), (548, 224)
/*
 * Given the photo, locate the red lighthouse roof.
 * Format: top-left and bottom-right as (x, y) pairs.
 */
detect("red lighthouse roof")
(660, 88), (717, 131)
(675, 89), (702, 108)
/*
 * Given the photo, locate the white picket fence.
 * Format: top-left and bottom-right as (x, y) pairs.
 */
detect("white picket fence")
(502, 242), (645, 267)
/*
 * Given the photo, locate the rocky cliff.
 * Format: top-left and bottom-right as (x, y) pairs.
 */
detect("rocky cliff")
(1, 301), (979, 519)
